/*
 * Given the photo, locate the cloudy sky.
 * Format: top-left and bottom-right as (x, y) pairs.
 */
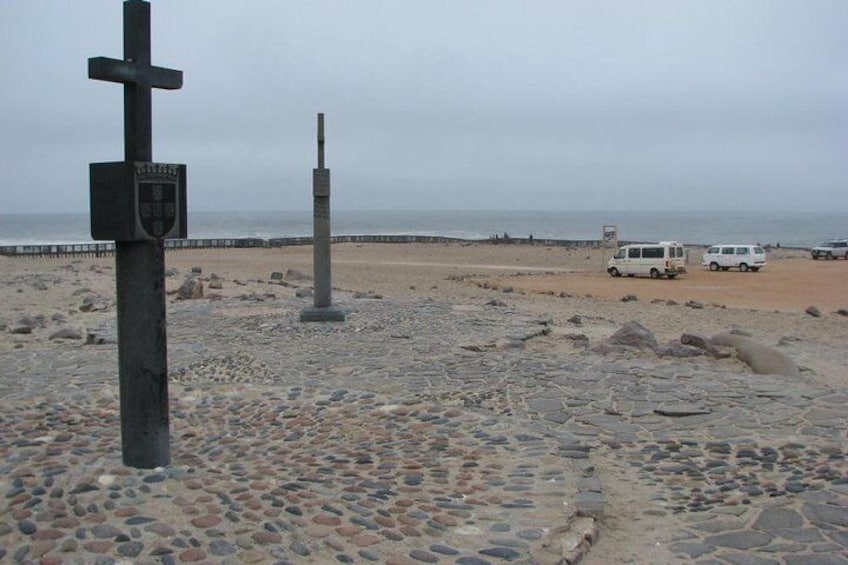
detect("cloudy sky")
(1, 1), (846, 213)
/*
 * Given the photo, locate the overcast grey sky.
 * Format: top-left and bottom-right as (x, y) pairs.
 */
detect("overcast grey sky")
(1, 1), (846, 213)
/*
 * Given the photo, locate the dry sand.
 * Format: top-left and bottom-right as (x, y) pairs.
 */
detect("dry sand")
(2, 241), (847, 563)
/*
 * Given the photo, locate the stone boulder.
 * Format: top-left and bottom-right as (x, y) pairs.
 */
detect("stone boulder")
(285, 269), (312, 281)
(49, 329), (83, 341)
(208, 274), (223, 290)
(607, 321), (657, 351)
(680, 333), (732, 358)
(80, 295), (110, 312)
(709, 332), (800, 377)
(176, 277), (204, 300)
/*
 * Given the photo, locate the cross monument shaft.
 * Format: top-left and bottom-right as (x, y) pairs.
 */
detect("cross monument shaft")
(88, 0), (184, 469)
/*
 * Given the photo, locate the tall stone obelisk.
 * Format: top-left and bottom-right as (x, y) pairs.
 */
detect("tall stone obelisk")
(300, 113), (345, 322)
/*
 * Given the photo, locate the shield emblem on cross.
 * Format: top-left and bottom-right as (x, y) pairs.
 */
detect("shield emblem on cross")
(137, 180), (177, 238)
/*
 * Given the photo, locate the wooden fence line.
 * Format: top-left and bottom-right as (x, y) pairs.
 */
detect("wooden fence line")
(0, 235), (607, 258)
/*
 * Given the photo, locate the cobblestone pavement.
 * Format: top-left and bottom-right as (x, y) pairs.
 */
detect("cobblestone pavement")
(1, 294), (847, 564)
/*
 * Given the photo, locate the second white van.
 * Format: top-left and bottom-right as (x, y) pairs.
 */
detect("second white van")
(702, 245), (766, 272)
(607, 242), (687, 279)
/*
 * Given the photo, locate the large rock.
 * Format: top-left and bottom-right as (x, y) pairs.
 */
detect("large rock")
(680, 333), (731, 358)
(50, 329), (83, 341)
(176, 277), (204, 300)
(709, 332), (800, 377)
(607, 321), (657, 351)
(285, 269), (312, 281)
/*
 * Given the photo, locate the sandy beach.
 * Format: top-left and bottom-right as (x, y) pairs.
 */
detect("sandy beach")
(1, 242), (847, 564)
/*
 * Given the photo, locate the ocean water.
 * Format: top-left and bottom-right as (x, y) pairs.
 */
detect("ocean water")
(0, 210), (843, 248)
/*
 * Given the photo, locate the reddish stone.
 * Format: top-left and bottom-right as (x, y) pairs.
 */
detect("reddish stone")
(50, 516), (79, 530)
(114, 507), (138, 517)
(12, 508), (32, 520)
(399, 526), (421, 537)
(335, 525), (363, 537)
(397, 515), (421, 526)
(312, 513), (342, 526)
(30, 539), (57, 558)
(84, 513), (107, 524)
(191, 515), (222, 528)
(179, 548), (207, 562)
(83, 540), (113, 553)
(32, 529), (64, 540)
(145, 523), (176, 537)
(9, 493), (31, 506)
(351, 533), (381, 547)
(433, 514), (458, 526)
(374, 516), (396, 528)
(252, 531), (282, 545)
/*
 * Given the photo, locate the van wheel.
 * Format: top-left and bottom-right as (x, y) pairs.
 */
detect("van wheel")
(751, 267), (760, 272)
(609, 267), (620, 277)
(650, 268), (660, 279)
(826, 252), (833, 260)
(709, 262), (719, 271)
(739, 263), (749, 272)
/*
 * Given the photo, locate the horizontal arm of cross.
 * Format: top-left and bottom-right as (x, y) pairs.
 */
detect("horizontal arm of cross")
(89, 57), (182, 90)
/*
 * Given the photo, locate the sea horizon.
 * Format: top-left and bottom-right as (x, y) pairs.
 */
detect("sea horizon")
(1, 209), (844, 249)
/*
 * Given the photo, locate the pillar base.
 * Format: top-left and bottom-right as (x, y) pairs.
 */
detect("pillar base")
(300, 306), (346, 322)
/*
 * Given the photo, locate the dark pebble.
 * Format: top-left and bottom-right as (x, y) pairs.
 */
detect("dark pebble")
(70, 483), (99, 495)
(359, 549), (380, 561)
(209, 540), (237, 556)
(117, 541), (143, 557)
(336, 554), (354, 564)
(13, 546), (30, 562)
(430, 544), (460, 555)
(410, 549), (439, 563)
(290, 542), (310, 556)
(92, 524), (124, 539)
(18, 519), (37, 535)
(480, 547), (521, 560)
(125, 516), (156, 525)
(143, 473), (166, 484)
(351, 517), (379, 530)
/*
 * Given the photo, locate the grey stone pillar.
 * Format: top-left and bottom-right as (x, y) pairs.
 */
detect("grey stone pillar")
(301, 113), (345, 322)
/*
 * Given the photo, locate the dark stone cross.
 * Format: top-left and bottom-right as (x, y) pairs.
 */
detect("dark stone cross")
(88, 0), (184, 468)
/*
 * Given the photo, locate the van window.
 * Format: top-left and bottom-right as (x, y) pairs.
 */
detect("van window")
(721, 247), (734, 255)
(642, 247), (664, 259)
(736, 247), (748, 255)
(628, 248), (641, 259)
(675, 247), (684, 258)
(754, 246), (764, 254)
(708, 246), (719, 254)
(614, 249), (626, 259)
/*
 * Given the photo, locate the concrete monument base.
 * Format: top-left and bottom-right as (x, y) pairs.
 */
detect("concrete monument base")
(300, 306), (346, 323)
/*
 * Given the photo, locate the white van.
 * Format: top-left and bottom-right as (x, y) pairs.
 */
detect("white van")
(607, 241), (687, 279)
(702, 244), (766, 272)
